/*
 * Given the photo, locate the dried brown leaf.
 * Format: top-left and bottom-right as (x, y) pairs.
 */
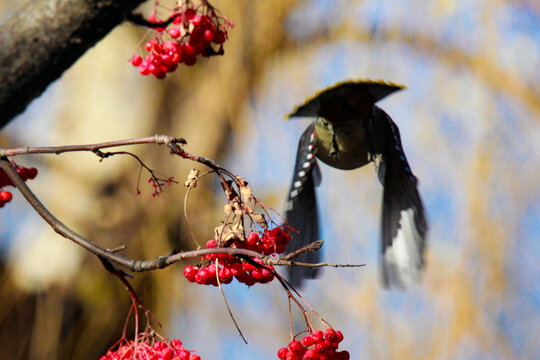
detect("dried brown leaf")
(184, 168), (200, 188)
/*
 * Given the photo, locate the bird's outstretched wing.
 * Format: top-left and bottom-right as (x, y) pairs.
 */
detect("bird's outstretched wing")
(288, 80), (404, 122)
(375, 111), (428, 288)
(285, 123), (321, 287)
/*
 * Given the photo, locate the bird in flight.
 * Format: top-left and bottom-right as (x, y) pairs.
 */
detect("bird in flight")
(285, 80), (427, 289)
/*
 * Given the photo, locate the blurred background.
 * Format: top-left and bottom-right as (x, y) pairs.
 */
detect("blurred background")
(1, 0), (539, 359)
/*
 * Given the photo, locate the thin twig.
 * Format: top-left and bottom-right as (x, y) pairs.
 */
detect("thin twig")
(108, 245), (127, 253)
(280, 240), (324, 261)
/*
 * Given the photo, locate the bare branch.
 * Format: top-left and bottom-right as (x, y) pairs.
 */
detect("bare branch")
(0, 135), (185, 157)
(1, 137), (363, 275)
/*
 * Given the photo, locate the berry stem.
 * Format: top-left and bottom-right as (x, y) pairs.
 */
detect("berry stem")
(215, 258), (248, 344)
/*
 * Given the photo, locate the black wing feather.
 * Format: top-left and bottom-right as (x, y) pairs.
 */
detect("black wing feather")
(379, 116), (427, 288)
(285, 123), (321, 287)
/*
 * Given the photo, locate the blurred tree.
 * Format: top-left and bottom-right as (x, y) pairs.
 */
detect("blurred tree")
(0, 0), (539, 359)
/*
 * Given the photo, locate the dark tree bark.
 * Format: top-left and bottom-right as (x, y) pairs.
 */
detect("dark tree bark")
(0, 0), (146, 127)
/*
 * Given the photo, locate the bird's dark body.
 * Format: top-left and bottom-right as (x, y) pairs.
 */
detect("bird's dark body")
(285, 80), (427, 288)
(314, 116), (370, 169)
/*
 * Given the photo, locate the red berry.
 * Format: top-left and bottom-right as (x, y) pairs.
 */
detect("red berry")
(145, 41), (155, 52)
(139, 64), (150, 75)
(0, 191), (12, 202)
(16, 167), (26, 177)
(161, 55), (176, 69)
(335, 331), (344, 343)
(261, 268), (271, 278)
(189, 354), (200, 360)
(260, 269), (274, 283)
(161, 347), (173, 360)
(171, 339), (183, 349)
(302, 335), (314, 347)
(151, 55), (163, 66)
(121, 345), (133, 357)
(165, 63), (177, 73)
(311, 331), (323, 342)
(153, 341), (166, 351)
(246, 232), (259, 247)
(152, 66), (167, 79)
(168, 27), (181, 38)
(207, 263), (217, 276)
(289, 340), (306, 355)
(131, 55), (143, 66)
(173, 13), (183, 25)
(326, 339), (338, 350)
(286, 352), (300, 360)
(171, 52), (182, 64)
(189, 27), (205, 45)
(184, 265), (198, 282)
(251, 268), (264, 282)
(199, 15), (212, 28)
(217, 253), (229, 263)
(243, 275), (256, 286)
(182, 42), (197, 56)
(213, 30), (226, 44)
(163, 40), (179, 54)
(324, 328), (337, 342)
(203, 29), (214, 42)
(242, 262), (255, 273)
(195, 267), (207, 284)
(153, 42), (164, 54)
(185, 8), (196, 20)
(337, 351), (350, 360)
(303, 349), (320, 360)
(190, 14), (202, 26)
(230, 262), (245, 277)
(27, 168), (38, 180)
(262, 241), (274, 254)
(218, 267), (233, 283)
(315, 341), (327, 352)
(182, 54), (197, 66)
(278, 347), (289, 359)
(177, 350), (190, 360)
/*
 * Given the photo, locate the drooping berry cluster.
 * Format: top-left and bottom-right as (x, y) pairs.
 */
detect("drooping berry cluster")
(100, 339), (201, 360)
(277, 329), (350, 360)
(131, 1), (233, 79)
(183, 227), (291, 286)
(0, 165), (38, 207)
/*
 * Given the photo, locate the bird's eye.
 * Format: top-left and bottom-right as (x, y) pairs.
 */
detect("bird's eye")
(316, 118), (330, 128)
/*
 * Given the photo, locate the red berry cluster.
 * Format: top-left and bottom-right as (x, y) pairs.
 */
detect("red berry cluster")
(101, 339), (200, 360)
(0, 166), (38, 207)
(131, 2), (233, 79)
(183, 227), (291, 286)
(241, 227), (291, 255)
(277, 329), (350, 360)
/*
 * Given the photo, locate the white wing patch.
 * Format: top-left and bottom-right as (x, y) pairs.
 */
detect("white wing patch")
(384, 208), (422, 287)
